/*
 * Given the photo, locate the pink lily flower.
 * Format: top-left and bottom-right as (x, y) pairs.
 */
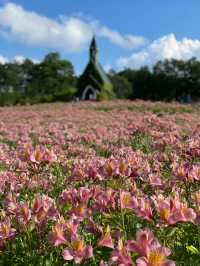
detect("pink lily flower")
(62, 237), (93, 264)
(97, 225), (114, 249)
(127, 229), (157, 257)
(70, 203), (91, 220)
(78, 187), (92, 203)
(16, 202), (31, 226)
(136, 246), (175, 266)
(71, 166), (86, 181)
(172, 204), (196, 223)
(28, 146), (56, 164)
(172, 163), (187, 181)
(59, 188), (78, 204)
(4, 192), (18, 215)
(118, 160), (131, 176)
(48, 217), (68, 246)
(43, 148), (57, 163)
(111, 238), (134, 266)
(120, 191), (138, 210)
(148, 174), (163, 188)
(103, 160), (116, 177)
(0, 218), (16, 246)
(32, 195), (59, 232)
(92, 191), (112, 214)
(136, 197), (153, 221)
(153, 194), (196, 225)
(66, 218), (80, 236)
(30, 148), (44, 163)
(23, 143), (33, 160)
(127, 229), (175, 266)
(106, 188), (118, 209)
(189, 165), (200, 181)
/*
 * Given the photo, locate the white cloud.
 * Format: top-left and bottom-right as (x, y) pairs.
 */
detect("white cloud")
(117, 34), (200, 69)
(95, 25), (146, 49)
(0, 2), (145, 52)
(0, 55), (8, 64)
(13, 55), (40, 64)
(0, 54), (39, 64)
(13, 55), (25, 64)
(0, 3), (92, 52)
(31, 58), (40, 64)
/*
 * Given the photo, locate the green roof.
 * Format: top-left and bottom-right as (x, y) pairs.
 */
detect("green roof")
(94, 62), (112, 85)
(77, 36), (112, 97)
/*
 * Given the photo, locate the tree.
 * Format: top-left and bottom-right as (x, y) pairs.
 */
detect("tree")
(153, 58), (200, 101)
(118, 58), (200, 101)
(110, 74), (132, 99)
(131, 66), (153, 100)
(25, 52), (77, 103)
(0, 52), (77, 105)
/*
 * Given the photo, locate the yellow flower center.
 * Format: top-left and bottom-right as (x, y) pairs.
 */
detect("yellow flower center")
(177, 167), (185, 177)
(149, 250), (165, 265)
(75, 205), (85, 216)
(1, 224), (10, 236)
(106, 163), (114, 175)
(20, 205), (29, 217)
(35, 209), (46, 222)
(73, 239), (85, 252)
(122, 194), (131, 206)
(119, 162), (127, 173)
(35, 150), (43, 161)
(181, 206), (189, 215)
(160, 208), (170, 220)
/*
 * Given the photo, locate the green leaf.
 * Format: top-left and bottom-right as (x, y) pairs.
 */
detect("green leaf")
(186, 245), (199, 254)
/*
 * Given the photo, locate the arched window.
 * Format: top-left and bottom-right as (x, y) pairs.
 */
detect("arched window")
(82, 85), (97, 100)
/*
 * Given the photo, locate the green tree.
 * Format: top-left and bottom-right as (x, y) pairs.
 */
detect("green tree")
(110, 74), (132, 99)
(26, 52), (77, 103)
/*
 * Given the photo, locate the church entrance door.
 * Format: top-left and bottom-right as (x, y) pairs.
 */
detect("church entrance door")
(82, 85), (97, 100)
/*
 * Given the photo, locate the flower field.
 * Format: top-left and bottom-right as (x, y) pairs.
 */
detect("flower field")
(1, 100), (200, 265)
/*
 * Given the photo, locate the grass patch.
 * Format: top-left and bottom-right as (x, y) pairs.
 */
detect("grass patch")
(0, 139), (17, 149)
(90, 103), (195, 114)
(131, 132), (153, 154)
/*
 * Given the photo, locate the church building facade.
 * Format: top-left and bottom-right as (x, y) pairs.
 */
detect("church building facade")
(77, 37), (112, 100)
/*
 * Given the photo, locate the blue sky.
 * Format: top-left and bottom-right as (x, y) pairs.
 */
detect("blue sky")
(0, 0), (200, 74)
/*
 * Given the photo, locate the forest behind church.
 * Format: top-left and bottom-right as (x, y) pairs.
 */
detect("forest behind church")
(1, 51), (200, 105)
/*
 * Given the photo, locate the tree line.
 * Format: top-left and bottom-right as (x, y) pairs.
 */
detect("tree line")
(1, 52), (200, 105)
(0, 52), (77, 105)
(112, 57), (200, 102)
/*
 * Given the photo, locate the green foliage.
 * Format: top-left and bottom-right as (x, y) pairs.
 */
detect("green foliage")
(88, 142), (112, 158)
(3, 53), (200, 104)
(117, 57), (200, 102)
(150, 105), (193, 114)
(131, 132), (153, 154)
(186, 245), (199, 255)
(110, 74), (132, 99)
(97, 84), (115, 101)
(54, 87), (77, 102)
(0, 52), (77, 106)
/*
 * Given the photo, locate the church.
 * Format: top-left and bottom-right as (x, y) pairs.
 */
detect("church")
(77, 37), (112, 100)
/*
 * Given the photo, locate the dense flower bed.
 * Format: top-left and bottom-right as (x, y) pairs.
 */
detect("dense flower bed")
(0, 100), (200, 265)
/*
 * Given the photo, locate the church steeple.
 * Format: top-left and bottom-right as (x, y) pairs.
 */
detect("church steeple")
(90, 36), (98, 63)
(77, 34), (112, 100)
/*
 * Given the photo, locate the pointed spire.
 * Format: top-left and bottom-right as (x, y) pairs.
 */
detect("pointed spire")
(90, 36), (98, 63)
(90, 36), (97, 50)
